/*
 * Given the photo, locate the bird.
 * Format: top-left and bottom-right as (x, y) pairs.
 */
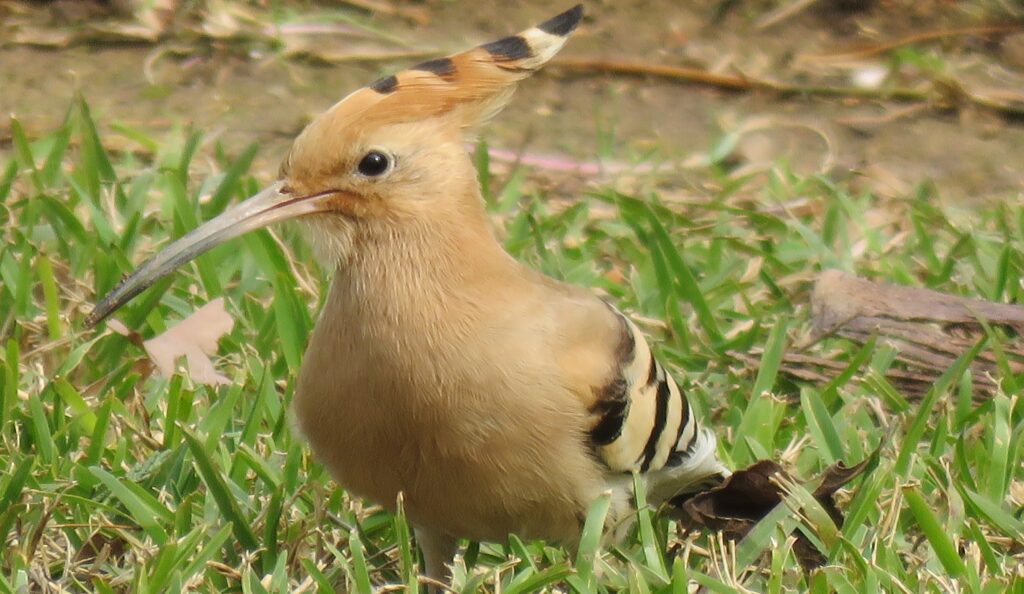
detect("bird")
(87, 4), (730, 588)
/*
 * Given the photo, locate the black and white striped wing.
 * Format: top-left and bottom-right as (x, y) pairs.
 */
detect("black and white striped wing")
(588, 308), (727, 494)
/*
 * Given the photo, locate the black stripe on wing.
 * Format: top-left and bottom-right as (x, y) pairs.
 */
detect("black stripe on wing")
(588, 309), (635, 447)
(664, 383), (697, 468)
(589, 378), (628, 446)
(639, 363), (670, 472)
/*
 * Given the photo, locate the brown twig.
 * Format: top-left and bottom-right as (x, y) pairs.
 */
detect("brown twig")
(801, 24), (1024, 63)
(555, 56), (929, 99)
(552, 57), (1024, 118)
(555, 57), (753, 91)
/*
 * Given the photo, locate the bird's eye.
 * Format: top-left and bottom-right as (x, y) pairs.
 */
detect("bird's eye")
(357, 151), (391, 177)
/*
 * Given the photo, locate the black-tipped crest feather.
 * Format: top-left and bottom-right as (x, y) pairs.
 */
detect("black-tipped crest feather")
(412, 57), (457, 80)
(480, 36), (533, 61)
(369, 75), (398, 94)
(538, 4), (584, 36)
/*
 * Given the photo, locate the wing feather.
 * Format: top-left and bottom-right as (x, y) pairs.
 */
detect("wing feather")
(587, 305), (727, 495)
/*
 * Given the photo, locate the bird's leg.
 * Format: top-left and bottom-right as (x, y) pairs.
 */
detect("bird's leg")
(414, 526), (458, 593)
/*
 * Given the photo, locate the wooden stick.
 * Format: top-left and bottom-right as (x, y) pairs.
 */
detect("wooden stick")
(552, 57), (1024, 118)
(772, 270), (1024, 398)
(801, 24), (1024, 63)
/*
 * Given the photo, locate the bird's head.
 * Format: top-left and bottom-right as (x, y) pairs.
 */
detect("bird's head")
(86, 4), (584, 327)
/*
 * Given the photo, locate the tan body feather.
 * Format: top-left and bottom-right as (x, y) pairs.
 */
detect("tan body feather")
(295, 216), (619, 544)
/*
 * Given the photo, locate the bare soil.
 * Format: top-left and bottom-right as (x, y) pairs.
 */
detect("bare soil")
(2, 0), (1022, 202)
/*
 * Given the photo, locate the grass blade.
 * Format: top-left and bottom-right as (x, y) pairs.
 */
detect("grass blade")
(645, 205), (722, 344)
(89, 467), (170, 545)
(574, 490), (612, 593)
(801, 387), (845, 464)
(895, 336), (986, 477)
(182, 429), (259, 551)
(902, 486), (968, 580)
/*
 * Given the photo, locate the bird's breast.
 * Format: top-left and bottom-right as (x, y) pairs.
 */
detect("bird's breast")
(291, 290), (607, 543)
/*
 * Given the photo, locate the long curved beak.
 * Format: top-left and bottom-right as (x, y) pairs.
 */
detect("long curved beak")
(86, 182), (331, 327)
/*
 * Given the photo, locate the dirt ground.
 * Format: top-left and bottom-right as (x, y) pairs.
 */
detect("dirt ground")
(2, 0), (1023, 202)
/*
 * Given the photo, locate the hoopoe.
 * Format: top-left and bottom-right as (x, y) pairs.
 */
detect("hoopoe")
(87, 4), (729, 586)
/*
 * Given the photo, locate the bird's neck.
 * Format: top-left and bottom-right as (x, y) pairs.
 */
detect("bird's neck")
(321, 209), (527, 343)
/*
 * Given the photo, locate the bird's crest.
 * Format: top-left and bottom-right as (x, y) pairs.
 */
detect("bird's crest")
(280, 5), (583, 183)
(290, 6), (580, 152)
(350, 4), (581, 126)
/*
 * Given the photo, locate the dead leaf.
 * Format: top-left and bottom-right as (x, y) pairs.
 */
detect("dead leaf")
(671, 459), (790, 549)
(670, 454), (875, 570)
(811, 457), (876, 529)
(142, 298), (234, 386)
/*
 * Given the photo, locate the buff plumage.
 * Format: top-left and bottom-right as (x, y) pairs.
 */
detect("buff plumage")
(87, 5), (729, 590)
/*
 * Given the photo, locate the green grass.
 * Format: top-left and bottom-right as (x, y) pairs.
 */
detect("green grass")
(2, 97), (1023, 593)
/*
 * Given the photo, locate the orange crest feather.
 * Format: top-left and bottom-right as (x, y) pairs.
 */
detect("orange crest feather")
(281, 5), (583, 182)
(356, 4), (582, 126)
